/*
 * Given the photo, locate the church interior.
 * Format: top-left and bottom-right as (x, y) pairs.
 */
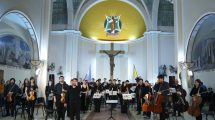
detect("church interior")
(1, 0), (215, 120)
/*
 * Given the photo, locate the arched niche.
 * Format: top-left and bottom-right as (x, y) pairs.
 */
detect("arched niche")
(0, 11), (39, 69)
(186, 13), (215, 71)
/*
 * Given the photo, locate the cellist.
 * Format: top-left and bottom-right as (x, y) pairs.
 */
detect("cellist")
(153, 75), (170, 120)
(142, 80), (152, 119)
(189, 79), (207, 120)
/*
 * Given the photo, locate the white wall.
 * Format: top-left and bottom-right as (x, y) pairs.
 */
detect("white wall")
(158, 34), (176, 81)
(48, 33), (66, 82)
(178, 0), (215, 91)
(0, 66), (31, 84)
(48, 33), (97, 83)
(77, 38), (96, 80)
(194, 71), (215, 89)
(128, 39), (147, 82)
(96, 43), (128, 82)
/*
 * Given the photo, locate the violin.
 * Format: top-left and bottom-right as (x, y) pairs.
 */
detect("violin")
(28, 90), (35, 101)
(60, 91), (66, 103)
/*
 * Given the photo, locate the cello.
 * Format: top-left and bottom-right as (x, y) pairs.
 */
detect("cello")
(142, 93), (151, 112)
(188, 89), (209, 117)
(150, 89), (169, 114)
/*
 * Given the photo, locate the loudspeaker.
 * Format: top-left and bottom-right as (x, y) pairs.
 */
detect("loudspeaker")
(169, 76), (175, 87)
(49, 74), (55, 85)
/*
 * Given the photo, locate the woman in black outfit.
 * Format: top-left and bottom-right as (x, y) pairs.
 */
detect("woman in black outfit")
(26, 77), (38, 120)
(189, 79), (207, 120)
(45, 80), (54, 110)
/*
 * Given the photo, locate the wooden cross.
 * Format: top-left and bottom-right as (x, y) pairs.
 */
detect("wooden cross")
(100, 43), (125, 80)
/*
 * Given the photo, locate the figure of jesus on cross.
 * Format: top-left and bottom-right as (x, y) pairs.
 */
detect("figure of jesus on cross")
(100, 43), (125, 80)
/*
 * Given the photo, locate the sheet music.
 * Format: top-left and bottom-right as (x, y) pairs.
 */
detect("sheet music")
(122, 94), (132, 100)
(93, 93), (102, 99)
(106, 100), (118, 104)
(109, 91), (117, 95)
(169, 88), (176, 93)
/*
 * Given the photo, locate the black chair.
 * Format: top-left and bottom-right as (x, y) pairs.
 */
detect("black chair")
(35, 97), (45, 116)
(44, 103), (57, 120)
(14, 97), (28, 120)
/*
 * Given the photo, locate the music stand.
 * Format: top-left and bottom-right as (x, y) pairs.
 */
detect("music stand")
(106, 100), (118, 120)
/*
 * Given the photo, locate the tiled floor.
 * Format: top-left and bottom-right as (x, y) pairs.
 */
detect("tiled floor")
(1, 104), (215, 120)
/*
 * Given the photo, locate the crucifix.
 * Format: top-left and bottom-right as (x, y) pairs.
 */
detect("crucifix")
(100, 43), (125, 80)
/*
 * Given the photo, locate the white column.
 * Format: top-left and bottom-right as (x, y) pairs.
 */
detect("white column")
(145, 31), (160, 84)
(37, 0), (52, 97)
(64, 30), (81, 83)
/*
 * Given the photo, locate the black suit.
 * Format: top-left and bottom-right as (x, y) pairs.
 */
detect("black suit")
(68, 85), (81, 120)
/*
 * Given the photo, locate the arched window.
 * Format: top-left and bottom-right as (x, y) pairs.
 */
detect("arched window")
(158, 0), (174, 26)
(52, 0), (68, 24)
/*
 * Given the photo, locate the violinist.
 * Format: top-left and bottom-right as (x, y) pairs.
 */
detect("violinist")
(4, 78), (21, 117)
(153, 75), (169, 120)
(26, 77), (38, 119)
(21, 78), (29, 110)
(135, 78), (144, 115)
(142, 80), (152, 118)
(189, 79), (207, 120)
(54, 76), (69, 120)
(172, 79), (187, 116)
(93, 80), (103, 112)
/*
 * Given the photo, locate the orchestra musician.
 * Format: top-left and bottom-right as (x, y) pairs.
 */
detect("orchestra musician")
(80, 80), (89, 113)
(4, 78), (21, 117)
(153, 75), (170, 120)
(109, 79), (118, 108)
(172, 79), (187, 116)
(142, 80), (152, 118)
(21, 78), (29, 110)
(189, 79), (207, 120)
(45, 80), (54, 110)
(54, 76), (69, 120)
(120, 81), (130, 113)
(67, 78), (81, 120)
(0, 79), (4, 112)
(135, 78), (144, 115)
(93, 80), (103, 112)
(26, 77), (38, 119)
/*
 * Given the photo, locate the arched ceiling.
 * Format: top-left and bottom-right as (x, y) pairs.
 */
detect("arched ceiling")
(80, 0), (146, 41)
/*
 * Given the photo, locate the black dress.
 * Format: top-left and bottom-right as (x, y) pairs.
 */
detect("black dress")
(81, 85), (88, 112)
(93, 84), (102, 112)
(68, 85), (81, 120)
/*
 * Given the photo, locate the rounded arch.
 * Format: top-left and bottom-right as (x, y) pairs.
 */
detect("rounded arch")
(186, 13), (215, 71)
(74, 0), (152, 31)
(0, 10), (39, 60)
